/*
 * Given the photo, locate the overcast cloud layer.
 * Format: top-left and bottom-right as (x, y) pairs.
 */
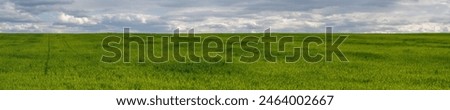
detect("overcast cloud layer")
(0, 0), (449, 33)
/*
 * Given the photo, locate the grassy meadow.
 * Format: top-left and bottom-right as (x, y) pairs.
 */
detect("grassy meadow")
(0, 33), (449, 90)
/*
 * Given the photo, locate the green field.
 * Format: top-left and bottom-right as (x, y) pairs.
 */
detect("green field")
(0, 33), (449, 90)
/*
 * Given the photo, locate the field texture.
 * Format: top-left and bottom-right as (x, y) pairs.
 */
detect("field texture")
(0, 33), (449, 89)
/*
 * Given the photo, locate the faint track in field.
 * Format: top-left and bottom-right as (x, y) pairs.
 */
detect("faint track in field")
(61, 36), (80, 55)
(44, 35), (51, 75)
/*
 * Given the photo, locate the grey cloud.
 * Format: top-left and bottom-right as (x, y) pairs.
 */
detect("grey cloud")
(0, 2), (39, 23)
(241, 0), (398, 15)
(11, 0), (73, 6)
(0, 0), (449, 32)
(155, 0), (242, 8)
(11, 0), (73, 14)
(0, 0), (74, 23)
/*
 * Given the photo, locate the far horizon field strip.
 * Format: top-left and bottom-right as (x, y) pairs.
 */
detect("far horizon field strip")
(0, 33), (449, 89)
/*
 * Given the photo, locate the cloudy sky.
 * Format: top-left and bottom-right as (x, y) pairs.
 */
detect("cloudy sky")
(0, 0), (449, 33)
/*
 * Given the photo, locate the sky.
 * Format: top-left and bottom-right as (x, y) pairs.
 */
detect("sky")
(0, 0), (449, 33)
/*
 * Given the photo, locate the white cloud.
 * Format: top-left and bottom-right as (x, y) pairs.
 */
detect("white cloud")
(97, 13), (159, 24)
(396, 23), (450, 32)
(58, 12), (97, 25)
(0, 23), (41, 32)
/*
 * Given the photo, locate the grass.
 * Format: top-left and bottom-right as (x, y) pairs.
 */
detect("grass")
(0, 33), (449, 90)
